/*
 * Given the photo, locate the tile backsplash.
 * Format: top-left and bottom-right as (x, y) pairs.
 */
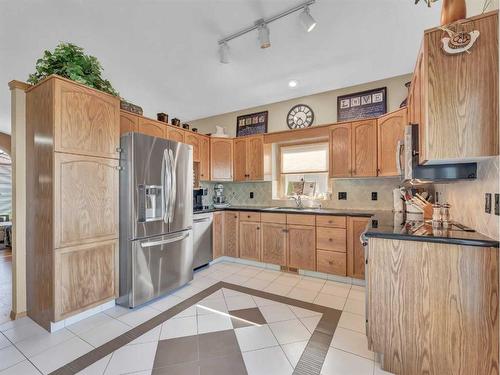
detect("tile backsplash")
(201, 178), (401, 210)
(435, 157), (500, 240)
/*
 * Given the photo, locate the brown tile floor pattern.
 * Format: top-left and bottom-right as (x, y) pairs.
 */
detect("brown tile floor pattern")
(50, 282), (342, 375)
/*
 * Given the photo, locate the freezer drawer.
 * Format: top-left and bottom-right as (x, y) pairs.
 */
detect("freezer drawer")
(125, 230), (193, 308)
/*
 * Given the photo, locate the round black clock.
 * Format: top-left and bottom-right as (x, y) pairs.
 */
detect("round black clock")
(287, 104), (314, 129)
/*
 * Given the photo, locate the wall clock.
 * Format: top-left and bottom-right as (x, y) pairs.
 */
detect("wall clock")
(287, 104), (314, 129)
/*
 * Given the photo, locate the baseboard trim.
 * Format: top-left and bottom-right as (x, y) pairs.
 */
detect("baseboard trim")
(10, 310), (27, 320)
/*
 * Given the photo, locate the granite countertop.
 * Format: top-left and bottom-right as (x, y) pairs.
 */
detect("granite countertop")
(194, 206), (499, 248)
(365, 211), (499, 248)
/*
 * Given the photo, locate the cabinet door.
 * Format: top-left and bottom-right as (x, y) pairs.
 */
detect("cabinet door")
(351, 120), (377, 177)
(199, 136), (210, 181)
(224, 212), (239, 258)
(377, 108), (407, 176)
(233, 138), (247, 181)
(120, 111), (139, 135)
(210, 138), (233, 181)
(54, 153), (119, 249)
(54, 78), (120, 159)
(239, 221), (261, 261)
(329, 124), (351, 177)
(247, 136), (264, 180)
(54, 239), (118, 320)
(185, 133), (201, 162)
(287, 224), (315, 271)
(347, 217), (369, 279)
(261, 222), (287, 266)
(138, 118), (165, 138)
(167, 126), (185, 143)
(213, 212), (224, 259)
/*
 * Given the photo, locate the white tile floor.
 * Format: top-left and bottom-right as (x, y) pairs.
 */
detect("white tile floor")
(0, 261), (393, 375)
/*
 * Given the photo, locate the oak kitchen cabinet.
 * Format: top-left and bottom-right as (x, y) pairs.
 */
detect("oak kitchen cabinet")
(347, 216), (370, 279)
(138, 117), (165, 138)
(409, 11), (498, 164)
(199, 136), (210, 181)
(210, 138), (233, 181)
(316, 215), (347, 276)
(224, 212), (239, 258)
(239, 220), (261, 261)
(185, 132), (201, 162)
(26, 75), (120, 329)
(119, 110), (139, 135)
(233, 135), (264, 181)
(261, 213), (287, 266)
(213, 211), (224, 259)
(329, 119), (377, 178)
(377, 108), (407, 177)
(166, 126), (185, 143)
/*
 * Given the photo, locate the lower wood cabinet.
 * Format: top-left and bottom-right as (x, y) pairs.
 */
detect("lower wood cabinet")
(261, 222), (287, 266)
(287, 224), (316, 271)
(317, 250), (346, 276)
(54, 239), (118, 321)
(239, 221), (261, 261)
(224, 212), (239, 257)
(213, 212), (224, 259)
(316, 227), (346, 252)
(347, 216), (370, 279)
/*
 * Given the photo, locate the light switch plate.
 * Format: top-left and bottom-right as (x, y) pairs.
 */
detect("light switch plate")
(371, 192), (378, 201)
(495, 194), (499, 216)
(338, 192), (347, 200)
(485, 193), (492, 214)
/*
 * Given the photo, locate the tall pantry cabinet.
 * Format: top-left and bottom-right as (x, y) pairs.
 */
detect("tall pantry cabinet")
(26, 75), (120, 329)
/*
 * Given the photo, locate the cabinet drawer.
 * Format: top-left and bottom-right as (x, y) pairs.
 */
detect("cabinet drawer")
(54, 239), (118, 321)
(316, 215), (346, 228)
(317, 250), (346, 276)
(239, 211), (261, 222)
(261, 213), (286, 224)
(316, 227), (346, 252)
(286, 214), (315, 226)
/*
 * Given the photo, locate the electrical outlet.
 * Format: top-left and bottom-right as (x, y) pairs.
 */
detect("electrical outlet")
(435, 191), (440, 203)
(485, 193), (492, 214)
(249, 192), (254, 199)
(495, 194), (500, 216)
(338, 192), (347, 200)
(371, 192), (378, 201)
(372, 219), (378, 228)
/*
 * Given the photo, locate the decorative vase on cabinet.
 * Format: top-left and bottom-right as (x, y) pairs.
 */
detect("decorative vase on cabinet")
(441, 0), (466, 25)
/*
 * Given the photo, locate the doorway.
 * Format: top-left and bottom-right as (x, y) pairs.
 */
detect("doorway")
(0, 150), (12, 324)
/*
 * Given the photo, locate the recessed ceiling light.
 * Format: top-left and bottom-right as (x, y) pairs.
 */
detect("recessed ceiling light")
(288, 80), (298, 88)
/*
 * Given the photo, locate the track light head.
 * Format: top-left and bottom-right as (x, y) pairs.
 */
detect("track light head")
(299, 6), (316, 32)
(219, 42), (230, 64)
(257, 22), (271, 49)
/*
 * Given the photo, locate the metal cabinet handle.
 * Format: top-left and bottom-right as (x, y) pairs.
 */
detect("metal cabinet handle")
(115, 166), (124, 171)
(116, 147), (123, 153)
(194, 218), (211, 223)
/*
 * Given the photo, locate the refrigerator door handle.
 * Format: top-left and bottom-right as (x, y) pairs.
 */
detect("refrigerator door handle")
(168, 149), (176, 222)
(396, 139), (404, 177)
(140, 232), (190, 248)
(162, 149), (172, 223)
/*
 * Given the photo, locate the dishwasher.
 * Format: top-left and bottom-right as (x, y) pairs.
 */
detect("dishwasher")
(193, 212), (213, 269)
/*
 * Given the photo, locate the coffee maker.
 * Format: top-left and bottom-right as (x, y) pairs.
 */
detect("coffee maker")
(213, 184), (229, 208)
(193, 188), (208, 212)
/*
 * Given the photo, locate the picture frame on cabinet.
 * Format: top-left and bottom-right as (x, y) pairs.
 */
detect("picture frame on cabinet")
(236, 110), (268, 137)
(337, 87), (387, 121)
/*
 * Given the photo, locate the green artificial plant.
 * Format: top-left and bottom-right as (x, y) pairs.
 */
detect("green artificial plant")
(28, 42), (118, 96)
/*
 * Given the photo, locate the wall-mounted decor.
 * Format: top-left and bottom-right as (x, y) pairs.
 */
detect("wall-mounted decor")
(337, 87), (387, 122)
(287, 104), (314, 129)
(440, 26), (480, 54)
(236, 111), (268, 137)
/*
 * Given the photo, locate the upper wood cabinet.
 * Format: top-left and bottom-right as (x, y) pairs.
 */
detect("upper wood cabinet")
(53, 77), (120, 159)
(347, 216), (369, 279)
(211, 138), (233, 181)
(287, 224), (316, 271)
(261, 222), (287, 266)
(234, 135), (264, 181)
(199, 136), (210, 181)
(138, 117), (165, 138)
(377, 108), (407, 177)
(54, 153), (119, 249)
(412, 11), (498, 163)
(329, 123), (352, 177)
(120, 110), (139, 135)
(213, 212), (224, 259)
(185, 132), (201, 162)
(166, 126), (185, 143)
(329, 119), (377, 178)
(224, 212), (239, 258)
(239, 221), (261, 261)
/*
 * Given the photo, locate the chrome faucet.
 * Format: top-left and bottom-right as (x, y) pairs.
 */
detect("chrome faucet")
(291, 195), (304, 209)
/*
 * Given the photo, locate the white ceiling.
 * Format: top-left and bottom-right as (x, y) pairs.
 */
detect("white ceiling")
(0, 0), (440, 134)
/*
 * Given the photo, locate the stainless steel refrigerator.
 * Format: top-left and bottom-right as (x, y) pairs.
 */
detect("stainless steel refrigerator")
(118, 132), (193, 308)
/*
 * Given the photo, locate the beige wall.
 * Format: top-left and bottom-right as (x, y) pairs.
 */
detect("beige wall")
(190, 74), (412, 137)
(466, 0), (498, 16)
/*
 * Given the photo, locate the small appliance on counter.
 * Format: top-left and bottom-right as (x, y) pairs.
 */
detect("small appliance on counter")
(193, 188), (208, 212)
(213, 184), (230, 208)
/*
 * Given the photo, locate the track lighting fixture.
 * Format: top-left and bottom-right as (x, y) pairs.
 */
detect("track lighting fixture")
(219, 42), (230, 64)
(257, 22), (271, 49)
(299, 6), (316, 32)
(217, 0), (316, 63)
